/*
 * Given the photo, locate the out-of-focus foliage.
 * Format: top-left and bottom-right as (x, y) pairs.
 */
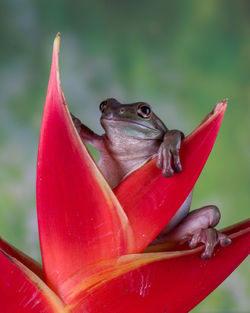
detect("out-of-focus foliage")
(0, 0), (249, 312)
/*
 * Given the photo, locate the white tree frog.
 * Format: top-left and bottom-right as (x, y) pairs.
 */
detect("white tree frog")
(71, 98), (231, 259)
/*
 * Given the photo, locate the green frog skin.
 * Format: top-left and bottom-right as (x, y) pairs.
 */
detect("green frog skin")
(71, 98), (231, 259)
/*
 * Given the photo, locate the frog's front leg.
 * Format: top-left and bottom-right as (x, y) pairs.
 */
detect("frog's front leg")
(157, 130), (184, 177)
(163, 206), (232, 259)
(71, 113), (104, 150)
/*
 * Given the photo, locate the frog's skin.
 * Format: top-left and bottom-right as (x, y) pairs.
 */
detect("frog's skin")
(71, 98), (231, 259)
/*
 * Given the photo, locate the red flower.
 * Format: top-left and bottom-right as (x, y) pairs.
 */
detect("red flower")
(0, 33), (249, 313)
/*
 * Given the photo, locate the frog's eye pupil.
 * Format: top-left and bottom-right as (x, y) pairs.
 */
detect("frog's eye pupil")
(141, 106), (150, 115)
(99, 101), (107, 112)
(137, 104), (151, 118)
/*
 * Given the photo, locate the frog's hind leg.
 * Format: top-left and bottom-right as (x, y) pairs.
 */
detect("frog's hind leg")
(151, 190), (193, 245)
(162, 205), (231, 259)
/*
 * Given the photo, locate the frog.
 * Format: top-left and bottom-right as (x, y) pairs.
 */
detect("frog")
(71, 98), (231, 259)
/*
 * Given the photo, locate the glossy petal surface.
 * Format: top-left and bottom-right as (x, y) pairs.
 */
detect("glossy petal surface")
(36, 34), (133, 294)
(68, 220), (250, 313)
(115, 101), (228, 251)
(0, 250), (65, 313)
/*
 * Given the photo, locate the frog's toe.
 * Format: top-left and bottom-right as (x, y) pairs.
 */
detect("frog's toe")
(218, 232), (232, 247)
(189, 230), (201, 249)
(172, 149), (182, 173)
(156, 145), (163, 168)
(162, 167), (174, 177)
(200, 228), (218, 259)
(164, 147), (177, 177)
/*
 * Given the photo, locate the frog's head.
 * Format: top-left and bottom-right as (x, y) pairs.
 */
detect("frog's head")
(100, 98), (166, 140)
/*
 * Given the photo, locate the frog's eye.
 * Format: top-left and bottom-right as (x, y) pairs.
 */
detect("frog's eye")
(137, 103), (151, 118)
(99, 101), (107, 113)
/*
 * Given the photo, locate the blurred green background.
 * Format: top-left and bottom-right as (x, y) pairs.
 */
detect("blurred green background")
(0, 0), (249, 312)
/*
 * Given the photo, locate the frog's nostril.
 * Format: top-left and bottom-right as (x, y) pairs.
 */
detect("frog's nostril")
(103, 111), (113, 119)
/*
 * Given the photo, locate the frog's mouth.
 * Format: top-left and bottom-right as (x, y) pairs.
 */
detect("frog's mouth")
(101, 117), (155, 131)
(101, 117), (163, 139)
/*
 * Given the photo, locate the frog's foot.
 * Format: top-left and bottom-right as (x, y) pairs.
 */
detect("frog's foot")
(189, 228), (231, 259)
(156, 130), (184, 177)
(162, 205), (231, 259)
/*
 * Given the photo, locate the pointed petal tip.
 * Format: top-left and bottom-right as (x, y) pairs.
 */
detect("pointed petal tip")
(38, 30), (134, 294)
(53, 32), (61, 50)
(213, 98), (228, 114)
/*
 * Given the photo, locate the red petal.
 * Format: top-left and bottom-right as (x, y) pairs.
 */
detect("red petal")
(0, 236), (44, 280)
(221, 218), (250, 235)
(114, 100), (228, 251)
(0, 250), (65, 313)
(68, 220), (250, 313)
(37, 34), (133, 294)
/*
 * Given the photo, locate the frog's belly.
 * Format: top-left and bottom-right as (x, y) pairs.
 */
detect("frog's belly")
(152, 190), (193, 243)
(98, 152), (156, 189)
